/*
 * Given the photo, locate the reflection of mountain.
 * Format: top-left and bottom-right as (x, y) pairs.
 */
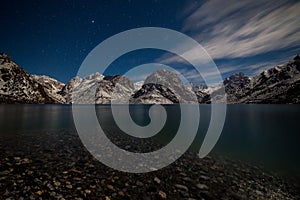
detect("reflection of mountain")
(1, 53), (300, 104)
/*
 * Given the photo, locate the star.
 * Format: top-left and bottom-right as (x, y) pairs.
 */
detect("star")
(91, 20), (95, 24)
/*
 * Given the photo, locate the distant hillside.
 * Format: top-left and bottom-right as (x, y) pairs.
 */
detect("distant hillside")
(0, 53), (61, 104)
(207, 55), (300, 104)
(0, 52), (299, 104)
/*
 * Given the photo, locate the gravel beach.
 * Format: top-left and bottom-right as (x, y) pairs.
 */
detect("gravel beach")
(0, 130), (299, 199)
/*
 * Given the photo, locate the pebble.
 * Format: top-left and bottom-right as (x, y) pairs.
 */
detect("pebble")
(47, 183), (55, 190)
(22, 158), (30, 163)
(196, 183), (209, 190)
(54, 181), (61, 187)
(175, 184), (189, 191)
(182, 177), (192, 182)
(154, 177), (161, 184)
(0, 170), (10, 175)
(199, 175), (210, 180)
(255, 190), (264, 196)
(66, 185), (72, 189)
(85, 189), (91, 194)
(158, 190), (167, 199)
(136, 181), (144, 186)
(107, 185), (114, 190)
(50, 192), (56, 197)
(0, 131), (298, 199)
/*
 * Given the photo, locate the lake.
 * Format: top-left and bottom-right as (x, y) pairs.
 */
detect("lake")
(0, 104), (299, 178)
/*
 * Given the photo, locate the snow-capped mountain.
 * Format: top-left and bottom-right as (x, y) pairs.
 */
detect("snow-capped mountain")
(1, 53), (299, 104)
(203, 84), (222, 94)
(205, 55), (300, 104)
(131, 83), (177, 104)
(32, 75), (66, 103)
(61, 73), (134, 104)
(84, 72), (104, 81)
(96, 75), (135, 104)
(60, 73), (104, 104)
(189, 83), (208, 92)
(0, 53), (60, 104)
(222, 72), (253, 103)
(131, 69), (198, 104)
(134, 81), (144, 91)
(239, 55), (300, 103)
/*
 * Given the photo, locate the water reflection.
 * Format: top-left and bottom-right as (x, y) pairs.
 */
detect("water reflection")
(0, 104), (299, 175)
(0, 105), (74, 133)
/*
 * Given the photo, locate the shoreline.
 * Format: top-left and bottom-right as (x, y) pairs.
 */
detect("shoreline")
(0, 130), (299, 199)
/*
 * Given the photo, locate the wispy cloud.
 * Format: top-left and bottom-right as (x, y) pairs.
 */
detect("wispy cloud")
(176, 65), (237, 84)
(158, 0), (300, 66)
(217, 55), (292, 77)
(183, 0), (300, 59)
(244, 60), (289, 75)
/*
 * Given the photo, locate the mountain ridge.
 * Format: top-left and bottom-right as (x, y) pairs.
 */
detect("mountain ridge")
(0, 53), (61, 104)
(0, 53), (299, 104)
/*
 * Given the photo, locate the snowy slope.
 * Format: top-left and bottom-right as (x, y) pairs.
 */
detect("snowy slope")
(0, 53), (60, 104)
(60, 73), (104, 104)
(32, 75), (66, 103)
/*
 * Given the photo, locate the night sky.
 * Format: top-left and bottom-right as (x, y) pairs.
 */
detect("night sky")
(1, 0), (300, 83)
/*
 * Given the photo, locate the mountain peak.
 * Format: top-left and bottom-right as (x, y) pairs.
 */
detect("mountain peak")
(84, 72), (104, 80)
(134, 69), (198, 104)
(224, 72), (250, 85)
(294, 54), (300, 61)
(1, 52), (300, 104)
(144, 69), (181, 85)
(103, 74), (122, 81)
(0, 53), (11, 59)
(0, 54), (60, 104)
(0, 53), (17, 69)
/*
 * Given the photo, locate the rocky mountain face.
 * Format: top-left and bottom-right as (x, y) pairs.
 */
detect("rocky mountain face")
(60, 73), (135, 104)
(134, 81), (144, 91)
(202, 55), (300, 104)
(60, 73), (105, 104)
(131, 69), (198, 104)
(187, 83), (222, 103)
(32, 75), (66, 103)
(0, 53), (60, 104)
(1, 53), (299, 104)
(131, 83), (178, 104)
(96, 75), (135, 104)
(189, 83), (208, 92)
(240, 55), (300, 103)
(222, 72), (253, 103)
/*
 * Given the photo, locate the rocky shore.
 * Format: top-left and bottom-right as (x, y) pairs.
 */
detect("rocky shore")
(0, 130), (299, 199)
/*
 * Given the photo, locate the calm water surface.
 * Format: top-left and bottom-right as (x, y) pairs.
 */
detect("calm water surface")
(0, 104), (299, 177)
